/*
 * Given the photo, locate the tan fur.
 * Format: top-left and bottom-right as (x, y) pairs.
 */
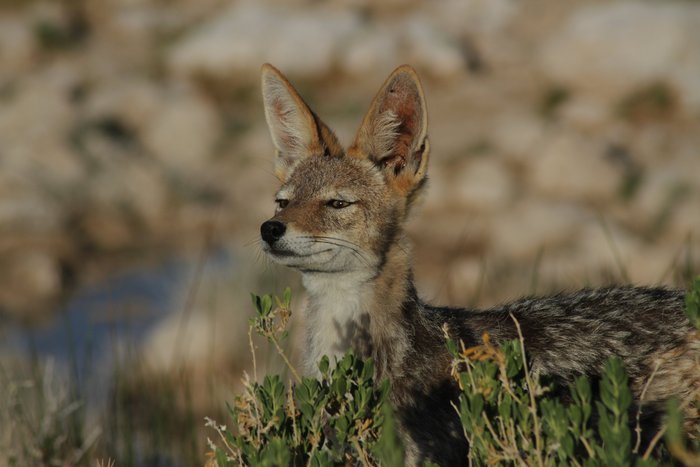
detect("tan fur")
(643, 330), (700, 437)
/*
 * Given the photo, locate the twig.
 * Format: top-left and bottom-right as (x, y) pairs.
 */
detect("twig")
(642, 425), (667, 460)
(634, 360), (662, 454)
(451, 400), (474, 450)
(286, 385), (300, 445)
(248, 326), (258, 382)
(579, 435), (595, 459)
(481, 412), (510, 457)
(510, 312), (544, 467)
(205, 416), (237, 459)
(269, 334), (301, 384)
(352, 438), (373, 467)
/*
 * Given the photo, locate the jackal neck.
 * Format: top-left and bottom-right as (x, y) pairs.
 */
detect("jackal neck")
(301, 237), (416, 376)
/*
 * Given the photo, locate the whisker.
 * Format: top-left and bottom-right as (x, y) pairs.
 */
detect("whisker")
(309, 235), (381, 266)
(315, 240), (369, 265)
(302, 236), (373, 268)
(301, 235), (368, 253)
(244, 236), (262, 247)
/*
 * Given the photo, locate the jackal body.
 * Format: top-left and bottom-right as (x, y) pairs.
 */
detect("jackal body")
(259, 64), (700, 464)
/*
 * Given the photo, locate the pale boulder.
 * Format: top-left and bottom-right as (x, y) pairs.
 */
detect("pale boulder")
(489, 113), (545, 163)
(0, 250), (61, 319)
(540, 1), (700, 110)
(0, 15), (37, 76)
(528, 132), (620, 204)
(168, 3), (359, 82)
(340, 28), (399, 77)
(86, 79), (163, 131)
(142, 90), (220, 173)
(452, 158), (513, 212)
(489, 200), (586, 260)
(404, 16), (465, 80)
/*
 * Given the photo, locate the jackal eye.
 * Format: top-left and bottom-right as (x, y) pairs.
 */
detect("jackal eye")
(327, 199), (352, 209)
(275, 199), (289, 209)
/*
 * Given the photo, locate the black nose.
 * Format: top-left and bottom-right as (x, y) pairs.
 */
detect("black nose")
(261, 220), (286, 245)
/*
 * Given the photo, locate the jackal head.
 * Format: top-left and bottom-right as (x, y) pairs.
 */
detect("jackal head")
(259, 64), (429, 277)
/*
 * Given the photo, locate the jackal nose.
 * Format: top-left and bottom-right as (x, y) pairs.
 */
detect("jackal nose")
(261, 220), (286, 245)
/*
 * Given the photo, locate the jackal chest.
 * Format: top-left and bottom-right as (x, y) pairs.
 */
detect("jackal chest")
(302, 274), (374, 374)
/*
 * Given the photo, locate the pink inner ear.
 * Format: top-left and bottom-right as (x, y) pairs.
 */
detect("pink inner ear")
(378, 78), (421, 171)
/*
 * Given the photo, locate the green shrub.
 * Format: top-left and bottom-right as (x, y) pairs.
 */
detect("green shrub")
(208, 281), (700, 466)
(206, 289), (401, 466)
(205, 354), (400, 466)
(447, 331), (649, 466)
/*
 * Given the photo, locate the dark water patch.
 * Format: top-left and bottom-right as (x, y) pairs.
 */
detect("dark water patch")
(0, 247), (234, 402)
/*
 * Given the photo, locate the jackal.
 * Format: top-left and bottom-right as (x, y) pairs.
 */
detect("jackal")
(258, 63), (700, 464)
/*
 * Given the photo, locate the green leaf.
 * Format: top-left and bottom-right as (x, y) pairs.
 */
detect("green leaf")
(685, 276), (700, 330)
(261, 294), (273, 315)
(215, 447), (229, 467)
(260, 437), (291, 466)
(498, 394), (512, 421)
(636, 459), (659, 467)
(309, 450), (333, 467)
(361, 358), (374, 382)
(251, 292), (261, 313)
(446, 337), (458, 357)
(318, 356), (330, 378)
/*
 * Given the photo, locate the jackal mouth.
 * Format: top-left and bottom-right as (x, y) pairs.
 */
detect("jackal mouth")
(265, 247), (334, 259)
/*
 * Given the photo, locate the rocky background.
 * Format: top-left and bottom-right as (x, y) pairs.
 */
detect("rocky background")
(1, 0), (699, 463)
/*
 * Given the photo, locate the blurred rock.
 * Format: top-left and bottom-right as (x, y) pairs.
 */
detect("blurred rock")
(658, 190), (700, 243)
(79, 208), (134, 251)
(142, 310), (223, 371)
(452, 158), (513, 212)
(430, 0), (517, 36)
(0, 250), (61, 319)
(420, 164), (452, 212)
(558, 97), (609, 130)
(448, 258), (484, 297)
(340, 28), (399, 77)
(141, 268), (254, 373)
(528, 131), (620, 204)
(0, 181), (60, 233)
(626, 244), (681, 285)
(489, 200), (586, 259)
(573, 222), (641, 277)
(90, 162), (169, 233)
(142, 89), (220, 173)
(489, 113), (545, 162)
(403, 17), (466, 80)
(0, 14), (37, 78)
(169, 2), (467, 83)
(168, 3), (359, 82)
(86, 78), (163, 131)
(540, 1), (700, 111)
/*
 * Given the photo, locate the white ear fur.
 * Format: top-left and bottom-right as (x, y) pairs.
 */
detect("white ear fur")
(261, 64), (319, 179)
(366, 110), (402, 163)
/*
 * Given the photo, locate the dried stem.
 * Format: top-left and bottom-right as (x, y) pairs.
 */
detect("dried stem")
(510, 312), (544, 467)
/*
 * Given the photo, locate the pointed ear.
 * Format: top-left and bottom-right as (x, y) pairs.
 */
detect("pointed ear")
(350, 65), (429, 194)
(261, 63), (324, 180)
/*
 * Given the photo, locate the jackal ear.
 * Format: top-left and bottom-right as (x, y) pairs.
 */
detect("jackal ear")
(261, 63), (324, 180)
(350, 65), (429, 194)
